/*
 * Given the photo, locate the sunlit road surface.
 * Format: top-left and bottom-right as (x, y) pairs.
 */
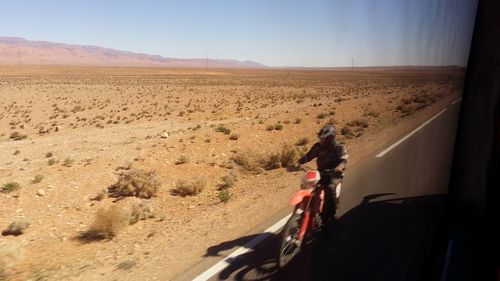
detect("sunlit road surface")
(173, 99), (461, 281)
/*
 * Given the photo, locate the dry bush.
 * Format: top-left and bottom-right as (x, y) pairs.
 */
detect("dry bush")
(80, 206), (128, 240)
(222, 174), (235, 188)
(31, 175), (44, 184)
(1, 220), (30, 236)
(397, 93), (439, 116)
(261, 153), (281, 170)
(215, 124), (231, 135)
(129, 202), (155, 225)
(232, 145), (303, 172)
(296, 137), (309, 146)
(229, 133), (240, 140)
(341, 118), (370, 139)
(221, 171), (238, 189)
(91, 189), (107, 201)
(175, 176), (208, 196)
(366, 109), (380, 117)
(274, 123), (284, 130)
(1, 182), (20, 193)
(175, 154), (190, 165)
(9, 132), (27, 141)
(63, 157), (74, 167)
(108, 169), (160, 199)
(117, 260), (137, 270)
(260, 144), (303, 170)
(231, 151), (264, 173)
(218, 189), (232, 203)
(280, 144), (300, 167)
(347, 119), (369, 128)
(341, 126), (355, 139)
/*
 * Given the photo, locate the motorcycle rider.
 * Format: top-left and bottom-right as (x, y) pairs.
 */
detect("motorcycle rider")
(297, 124), (348, 228)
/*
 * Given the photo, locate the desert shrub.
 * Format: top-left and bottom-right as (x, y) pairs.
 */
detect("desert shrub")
(222, 175), (235, 188)
(108, 169), (160, 199)
(9, 132), (27, 141)
(63, 157), (74, 167)
(81, 206), (128, 240)
(218, 189), (232, 203)
(230, 151), (263, 173)
(280, 144), (299, 167)
(175, 176), (208, 196)
(341, 126), (354, 138)
(13, 150), (20, 155)
(317, 113), (327, 119)
(220, 170), (238, 189)
(261, 153), (281, 170)
(266, 125), (274, 131)
(347, 119), (369, 128)
(45, 152), (53, 158)
(31, 175), (44, 184)
(129, 202), (155, 225)
(274, 123), (284, 131)
(47, 158), (57, 165)
(396, 93), (438, 116)
(215, 124), (231, 135)
(91, 189), (107, 201)
(117, 260), (137, 270)
(1, 182), (20, 193)
(261, 144), (303, 170)
(229, 133), (240, 140)
(294, 118), (302, 124)
(366, 110), (379, 117)
(296, 137), (309, 146)
(1, 220), (30, 236)
(175, 155), (190, 165)
(232, 144), (303, 172)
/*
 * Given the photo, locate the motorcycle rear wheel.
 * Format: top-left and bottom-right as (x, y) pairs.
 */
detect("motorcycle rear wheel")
(278, 213), (303, 268)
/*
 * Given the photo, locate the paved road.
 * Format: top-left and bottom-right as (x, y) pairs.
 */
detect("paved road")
(174, 99), (462, 281)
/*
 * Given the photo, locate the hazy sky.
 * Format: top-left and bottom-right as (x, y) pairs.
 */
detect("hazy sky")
(0, 0), (478, 67)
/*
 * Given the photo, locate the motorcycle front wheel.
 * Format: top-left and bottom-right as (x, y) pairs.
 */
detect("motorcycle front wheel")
(278, 213), (303, 268)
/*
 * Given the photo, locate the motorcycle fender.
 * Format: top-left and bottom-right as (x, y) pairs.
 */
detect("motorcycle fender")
(290, 190), (312, 206)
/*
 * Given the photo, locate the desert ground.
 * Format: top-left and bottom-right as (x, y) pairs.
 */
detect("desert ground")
(0, 65), (464, 280)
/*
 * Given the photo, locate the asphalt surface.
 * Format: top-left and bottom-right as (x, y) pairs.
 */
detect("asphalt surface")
(173, 100), (461, 281)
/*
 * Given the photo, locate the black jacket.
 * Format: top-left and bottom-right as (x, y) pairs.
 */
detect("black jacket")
(298, 141), (348, 172)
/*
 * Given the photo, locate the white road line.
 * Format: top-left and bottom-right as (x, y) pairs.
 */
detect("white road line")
(376, 109), (447, 158)
(192, 213), (292, 281)
(451, 97), (462, 105)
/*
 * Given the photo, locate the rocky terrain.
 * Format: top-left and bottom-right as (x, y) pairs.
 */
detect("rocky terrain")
(0, 65), (464, 280)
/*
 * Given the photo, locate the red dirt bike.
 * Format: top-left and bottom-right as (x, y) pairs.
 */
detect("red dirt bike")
(278, 169), (342, 268)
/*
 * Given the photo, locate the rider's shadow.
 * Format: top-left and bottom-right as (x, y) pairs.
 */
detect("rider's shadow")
(308, 193), (447, 281)
(206, 192), (445, 281)
(202, 193), (447, 281)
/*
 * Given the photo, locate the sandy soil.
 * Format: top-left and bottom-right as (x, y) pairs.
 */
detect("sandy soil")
(0, 66), (464, 280)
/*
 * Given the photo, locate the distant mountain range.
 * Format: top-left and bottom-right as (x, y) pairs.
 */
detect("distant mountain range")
(0, 37), (266, 68)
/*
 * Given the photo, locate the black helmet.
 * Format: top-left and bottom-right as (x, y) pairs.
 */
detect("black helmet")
(318, 124), (336, 139)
